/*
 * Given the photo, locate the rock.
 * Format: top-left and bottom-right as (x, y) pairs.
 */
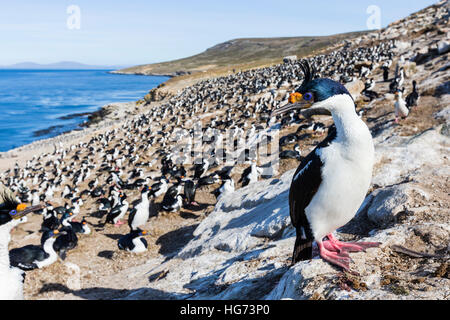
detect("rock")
(437, 40), (450, 55)
(434, 81), (450, 96)
(412, 224), (450, 248)
(178, 170), (294, 259)
(440, 123), (450, 137)
(372, 128), (449, 187)
(265, 259), (338, 300)
(283, 56), (298, 64)
(435, 106), (450, 122)
(411, 46), (439, 65)
(367, 185), (414, 227)
(394, 40), (411, 51)
(64, 262), (81, 290)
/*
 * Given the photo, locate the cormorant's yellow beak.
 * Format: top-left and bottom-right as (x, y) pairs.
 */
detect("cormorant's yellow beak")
(289, 92), (303, 104)
(271, 92), (312, 117)
(16, 203), (28, 212)
(10, 203), (45, 219)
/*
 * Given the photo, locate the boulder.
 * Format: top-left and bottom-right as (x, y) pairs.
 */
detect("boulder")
(283, 56), (298, 64)
(437, 40), (450, 55)
(265, 259), (338, 300)
(367, 184), (416, 227)
(435, 81), (450, 96)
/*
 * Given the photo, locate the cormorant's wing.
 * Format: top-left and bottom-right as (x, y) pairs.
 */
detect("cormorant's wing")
(128, 208), (137, 229)
(290, 126), (336, 229)
(289, 126), (337, 262)
(289, 152), (323, 231)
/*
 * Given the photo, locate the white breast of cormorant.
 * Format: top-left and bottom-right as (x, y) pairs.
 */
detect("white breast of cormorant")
(35, 238), (58, 268)
(131, 237), (146, 253)
(305, 94), (375, 241)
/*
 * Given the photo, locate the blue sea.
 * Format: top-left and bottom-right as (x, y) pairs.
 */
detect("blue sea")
(0, 70), (169, 152)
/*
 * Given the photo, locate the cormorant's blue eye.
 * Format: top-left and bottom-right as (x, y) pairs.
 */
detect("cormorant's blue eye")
(304, 92), (313, 101)
(9, 210), (17, 216)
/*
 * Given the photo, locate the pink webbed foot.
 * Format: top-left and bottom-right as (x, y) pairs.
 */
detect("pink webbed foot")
(326, 234), (381, 253)
(114, 220), (125, 227)
(190, 201), (199, 207)
(318, 242), (352, 270)
(322, 239), (351, 257)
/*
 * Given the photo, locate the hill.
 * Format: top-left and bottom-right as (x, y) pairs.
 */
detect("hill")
(113, 31), (368, 76)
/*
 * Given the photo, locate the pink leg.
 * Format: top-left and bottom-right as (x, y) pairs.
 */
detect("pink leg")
(395, 117), (399, 124)
(318, 241), (352, 270)
(327, 233), (380, 253)
(191, 201), (199, 206)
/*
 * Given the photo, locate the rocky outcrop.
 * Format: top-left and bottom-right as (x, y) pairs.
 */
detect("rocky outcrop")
(143, 86), (173, 103)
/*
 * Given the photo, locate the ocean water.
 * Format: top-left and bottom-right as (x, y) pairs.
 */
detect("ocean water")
(0, 69), (169, 152)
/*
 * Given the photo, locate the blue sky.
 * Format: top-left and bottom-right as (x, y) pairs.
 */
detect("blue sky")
(0, 0), (438, 66)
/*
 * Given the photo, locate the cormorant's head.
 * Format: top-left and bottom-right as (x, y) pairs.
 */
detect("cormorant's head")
(0, 196), (42, 226)
(272, 60), (353, 116)
(61, 212), (73, 221)
(41, 230), (60, 245)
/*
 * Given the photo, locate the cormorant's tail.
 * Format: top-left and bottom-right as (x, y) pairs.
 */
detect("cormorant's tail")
(292, 234), (313, 265)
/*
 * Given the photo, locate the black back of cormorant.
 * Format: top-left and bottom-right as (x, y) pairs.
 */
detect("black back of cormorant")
(9, 245), (48, 270)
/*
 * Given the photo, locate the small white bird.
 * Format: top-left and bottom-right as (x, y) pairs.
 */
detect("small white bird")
(215, 176), (235, 202)
(394, 90), (409, 123)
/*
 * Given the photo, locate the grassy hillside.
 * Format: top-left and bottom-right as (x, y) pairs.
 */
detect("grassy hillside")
(115, 31), (368, 76)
